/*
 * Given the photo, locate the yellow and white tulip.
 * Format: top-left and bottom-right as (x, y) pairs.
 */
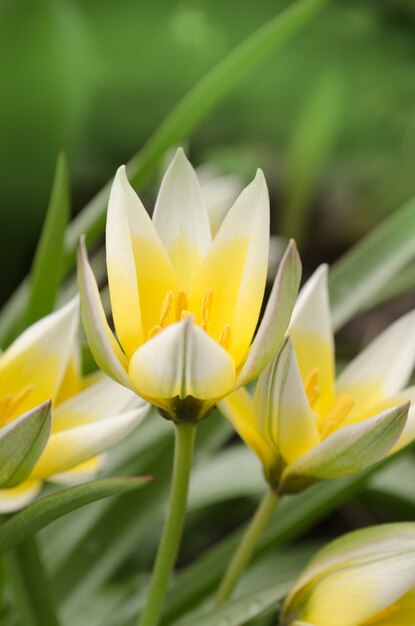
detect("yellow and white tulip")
(78, 148), (301, 422)
(0, 298), (148, 512)
(282, 522), (415, 626)
(220, 266), (415, 492)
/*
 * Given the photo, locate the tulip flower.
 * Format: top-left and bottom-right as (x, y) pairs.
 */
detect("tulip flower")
(77, 148), (301, 423)
(220, 265), (415, 494)
(215, 265), (414, 605)
(281, 522), (415, 626)
(77, 148), (301, 626)
(0, 298), (148, 513)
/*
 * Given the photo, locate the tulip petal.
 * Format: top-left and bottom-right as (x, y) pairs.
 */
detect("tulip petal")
(106, 166), (143, 355)
(282, 522), (415, 624)
(109, 167), (178, 342)
(31, 406), (147, 479)
(254, 338), (320, 465)
(337, 309), (415, 418)
(153, 148), (211, 291)
(280, 402), (409, 493)
(301, 555), (415, 626)
(77, 237), (132, 389)
(52, 374), (144, 432)
(237, 241), (302, 387)
(0, 480), (42, 513)
(129, 318), (235, 401)
(190, 170), (270, 366)
(50, 456), (102, 485)
(55, 346), (83, 404)
(0, 298), (78, 416)
(290, 265), (335, 414)
(218, 388), (275, 470)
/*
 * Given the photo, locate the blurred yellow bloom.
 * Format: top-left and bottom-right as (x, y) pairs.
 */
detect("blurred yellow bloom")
(282, 523), (415, 626)
(78, 149), (301, 422)
(0, 299), (148, 512)
(220, 266), (415, 492)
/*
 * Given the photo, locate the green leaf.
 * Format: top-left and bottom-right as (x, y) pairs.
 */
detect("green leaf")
(174, 581), (289, 626)
(329, 194), (415, 331)
(25, 153), (70, 327)
(0, 477), (151, 553)
(0, 401), (51, 488)
(0, 0), (327, 347)
(280, 403), (409, 493)
(280, 72), (342, 245)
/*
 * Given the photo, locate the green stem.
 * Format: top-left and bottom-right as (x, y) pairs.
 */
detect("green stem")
(4, 534), (60, 626)
(139, 422), (196, 626)
(215, 488), (280, 606)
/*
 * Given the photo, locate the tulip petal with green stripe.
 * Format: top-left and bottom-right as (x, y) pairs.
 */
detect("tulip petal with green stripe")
(280, 402), (409, 493)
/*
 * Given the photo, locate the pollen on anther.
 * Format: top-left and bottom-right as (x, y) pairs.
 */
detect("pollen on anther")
(159, 290), (174, 327)
(319, 395), (355, 439)
(219, 325), (231, 351)
(201, 288), (214, 331)
(181, 309), (192, 321)
(176, 291), (189, 321)
(305, 368), (320, 407)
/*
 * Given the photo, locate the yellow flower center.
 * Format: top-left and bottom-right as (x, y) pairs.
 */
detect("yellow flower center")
(147, 288), (233, 351)
(305, 368), (354, 439)
(0, 384), (35, 427)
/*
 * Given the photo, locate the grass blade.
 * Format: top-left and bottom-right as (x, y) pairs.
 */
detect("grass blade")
(25, 153), (70, 327)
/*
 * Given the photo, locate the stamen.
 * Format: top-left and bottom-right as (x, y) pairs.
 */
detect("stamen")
(159, 290), (174, 327)
(148, 324), (162, 340)
(305, 368), (320, 407)
(319, 395), (355, 439)
(176, 291), (189, 321)
(201, 288), (214, 331)
(219, 325), (231, 351)
(181, 310), (192, 321)
(7, 384), (34, 415)
(0, 395), (12, 419)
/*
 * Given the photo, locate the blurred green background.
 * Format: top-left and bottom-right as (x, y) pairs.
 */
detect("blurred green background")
(1, 0), (415, 307)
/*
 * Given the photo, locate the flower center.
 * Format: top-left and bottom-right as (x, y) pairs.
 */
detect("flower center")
(305, 368), (354, 439)
(0, 384), (35, 426)
(147, 288), (232, 351)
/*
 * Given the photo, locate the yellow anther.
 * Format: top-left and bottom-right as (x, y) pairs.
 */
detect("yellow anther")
(201, 288), (214, 331)
(0, 395), (12, 420)
(148, 324), (162, 340)
(176, 291), (189, 321)
(218, 325), (231, 351)
(305, 368), (320, 407)
(319, 395), (355, 439)
(7, 384), (34, 415)
(159, 290), (174, 328)
(181, 309), (192, 321)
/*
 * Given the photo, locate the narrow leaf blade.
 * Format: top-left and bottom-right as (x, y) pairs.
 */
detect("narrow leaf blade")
(0, 477), (151, 553)
(25, 152), (70, 327)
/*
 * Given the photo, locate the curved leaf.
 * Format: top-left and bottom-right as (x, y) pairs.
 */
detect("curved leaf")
(329, 195), (415, 330)
(174, 581), (289, 626)
(0, 476), (151, 553)
(26, 152), (70, 327)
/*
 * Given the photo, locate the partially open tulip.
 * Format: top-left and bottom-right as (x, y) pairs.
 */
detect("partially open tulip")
(219, 265), (415, 493)
(78, 149), (301, 423)
(0, 298), (148, 512)
(281, 523), (415, 626)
